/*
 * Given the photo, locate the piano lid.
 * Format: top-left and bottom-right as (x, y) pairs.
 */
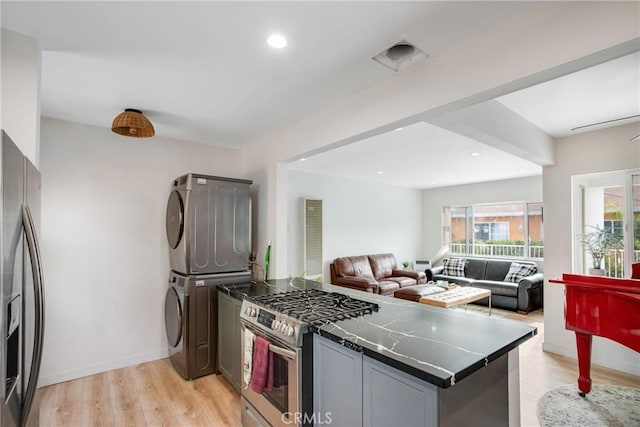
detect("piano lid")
(550, 273), (640, 294)
(551, 273), (640, 353)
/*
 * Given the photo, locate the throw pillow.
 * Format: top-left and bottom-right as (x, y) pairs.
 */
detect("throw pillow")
(442, 258), (466, 277)
(504, 263), (538, 283)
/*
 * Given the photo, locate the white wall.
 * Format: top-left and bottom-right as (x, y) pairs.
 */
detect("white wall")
(543, 122), (640, 376)
(421, 176), (543, 262)
(39, 117), (244, 385)
(1, 29), (41, 165)
(286, 171), (423, 281)
(242, 140), (282, 278)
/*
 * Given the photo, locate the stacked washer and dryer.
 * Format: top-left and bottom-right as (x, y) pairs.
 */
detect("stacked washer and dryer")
(164, 174), (253, 380)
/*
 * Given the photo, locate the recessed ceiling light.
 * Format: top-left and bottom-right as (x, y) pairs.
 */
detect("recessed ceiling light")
(469, 152), (480, 157)
(300, 158), (306, 162)
(394, 127), (404, 131)
(267, 34), (287, 49)
(377, 171), (384, 175)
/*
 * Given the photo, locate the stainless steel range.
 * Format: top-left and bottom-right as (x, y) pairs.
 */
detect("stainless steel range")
(240, 288), (378, 427)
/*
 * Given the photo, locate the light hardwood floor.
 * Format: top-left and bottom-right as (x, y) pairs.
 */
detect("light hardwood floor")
(40, 308), (639, 427)
(495, 308), (639, 427)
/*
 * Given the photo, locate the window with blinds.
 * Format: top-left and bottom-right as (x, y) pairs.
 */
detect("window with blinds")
(303, 198), (323, 279)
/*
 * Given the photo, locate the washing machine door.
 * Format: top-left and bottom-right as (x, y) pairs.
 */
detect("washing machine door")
(166, 190), (184, 250)
(164, 286), (183, 347)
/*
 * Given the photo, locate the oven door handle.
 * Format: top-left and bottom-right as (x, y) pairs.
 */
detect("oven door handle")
(268, 343), (296, 360)
(242, 322), (298, 360)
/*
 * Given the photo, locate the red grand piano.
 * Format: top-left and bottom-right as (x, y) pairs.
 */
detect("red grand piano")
(550, 273), (640, 396)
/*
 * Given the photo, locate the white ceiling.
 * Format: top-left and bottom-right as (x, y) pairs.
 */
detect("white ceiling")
(1, 1), (537, 147)
(290, 51), (640, 189)
(2, 2), (639, 189)
(288, 121), (543, 188)
(497, 52), (640, 138)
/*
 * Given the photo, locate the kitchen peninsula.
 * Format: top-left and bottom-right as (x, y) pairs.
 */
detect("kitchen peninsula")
(218, 278), (536, 426)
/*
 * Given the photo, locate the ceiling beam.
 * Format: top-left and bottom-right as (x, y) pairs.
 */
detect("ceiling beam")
(426, 100), (555, 166)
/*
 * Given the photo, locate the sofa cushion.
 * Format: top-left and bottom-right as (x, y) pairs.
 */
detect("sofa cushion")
(333, 275), (378, 293)
(465, 259), (488, 280)
(368, 253), (398, 280)
(504, 263), (538, 282)
(484, 260), (514, 281)
(433, 275), (476, 287)
(377, 280), (400, 296)
(334, 255), (374, 278)
(392, 269), (427, 284)
(388, 276), (417, 288)
(473, 280), (519, 297)
(442, 258), (466, 276)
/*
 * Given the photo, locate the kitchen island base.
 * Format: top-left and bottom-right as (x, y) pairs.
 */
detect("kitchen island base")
(315, 334), (520, 426)
(218, 290), (242, 392)
(220, 279), (534, 427)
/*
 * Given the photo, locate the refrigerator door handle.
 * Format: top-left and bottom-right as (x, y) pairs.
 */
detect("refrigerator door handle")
(21, 204), (45, 425)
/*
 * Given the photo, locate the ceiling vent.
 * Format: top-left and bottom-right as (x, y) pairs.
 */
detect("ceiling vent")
(372, 40), (428, 72)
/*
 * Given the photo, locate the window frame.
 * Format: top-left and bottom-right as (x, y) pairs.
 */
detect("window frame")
(444, 201), (544, 260)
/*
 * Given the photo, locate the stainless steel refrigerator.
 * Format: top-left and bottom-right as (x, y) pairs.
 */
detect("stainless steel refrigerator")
(0, 130), (45, 426)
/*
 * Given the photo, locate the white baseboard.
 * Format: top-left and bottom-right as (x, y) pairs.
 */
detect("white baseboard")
(38, 349), (169, 387)
(542, 341), (574, 358)
(542, 341), (640, 377)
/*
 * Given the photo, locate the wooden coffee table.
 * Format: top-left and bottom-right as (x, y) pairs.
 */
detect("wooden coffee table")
(419, 286), (492, 315)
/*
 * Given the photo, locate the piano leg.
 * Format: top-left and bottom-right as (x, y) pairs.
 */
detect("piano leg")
(575, 332), (592, 396)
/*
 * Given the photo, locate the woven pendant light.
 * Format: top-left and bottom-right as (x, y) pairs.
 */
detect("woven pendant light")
(111, 108), (155, 138)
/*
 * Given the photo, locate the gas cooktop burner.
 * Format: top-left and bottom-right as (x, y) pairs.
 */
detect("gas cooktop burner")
(249, 289), (379, 325)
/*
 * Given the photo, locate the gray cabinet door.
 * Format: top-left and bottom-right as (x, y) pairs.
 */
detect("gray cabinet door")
(232, 300), (242, 391)
(218, 291), (241, 392)
(313, 334), (363, 427)
(362, 356), (438, 427)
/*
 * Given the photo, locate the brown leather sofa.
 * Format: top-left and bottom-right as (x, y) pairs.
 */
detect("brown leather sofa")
(330, 253), (426, 296)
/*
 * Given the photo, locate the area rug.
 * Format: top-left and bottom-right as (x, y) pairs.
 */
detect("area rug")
(537, 383), (640, 427)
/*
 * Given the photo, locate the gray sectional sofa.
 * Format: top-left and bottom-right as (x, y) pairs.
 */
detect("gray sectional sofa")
(425, 257), (543, 313)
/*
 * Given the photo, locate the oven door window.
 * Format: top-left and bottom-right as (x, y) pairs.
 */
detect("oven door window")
(262, 352), (290, 413)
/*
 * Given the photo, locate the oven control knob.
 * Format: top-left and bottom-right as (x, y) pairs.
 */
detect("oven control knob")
(286, 326), (295, 336)
(272, 320), (280, 330)
(280, 323), (288, 333)
(250, 308), (257, 317)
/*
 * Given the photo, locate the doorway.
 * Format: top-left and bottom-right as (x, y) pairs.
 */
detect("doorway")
(572, 169), (640, 277)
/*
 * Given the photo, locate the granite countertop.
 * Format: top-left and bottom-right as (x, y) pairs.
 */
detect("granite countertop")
(217, 278), (537, 388)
